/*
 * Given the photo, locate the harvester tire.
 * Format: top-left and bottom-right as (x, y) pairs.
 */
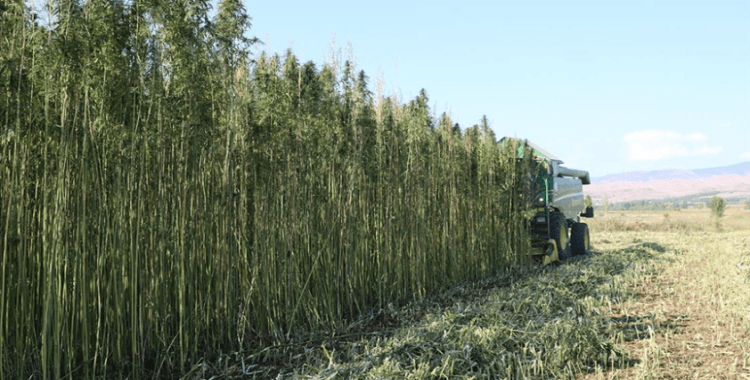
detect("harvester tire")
(571, 222), (590, 255)
(549, 212), (571, 260)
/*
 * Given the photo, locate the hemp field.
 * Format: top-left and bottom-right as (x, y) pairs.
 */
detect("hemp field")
(206, 205), (750, 379)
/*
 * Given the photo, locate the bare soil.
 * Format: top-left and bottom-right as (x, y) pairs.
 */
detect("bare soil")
(580, 233), (750, 379)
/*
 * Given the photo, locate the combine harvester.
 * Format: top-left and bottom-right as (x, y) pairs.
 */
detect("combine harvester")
(503, 138), (594, 264)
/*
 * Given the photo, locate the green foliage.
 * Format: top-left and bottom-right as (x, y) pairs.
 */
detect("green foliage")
(745, 199), (750, 210)
(0, 3), (537, 379)
(608, 196), (733, 212)
(710, 196), (726, 218)
(226, 232), (668, 379)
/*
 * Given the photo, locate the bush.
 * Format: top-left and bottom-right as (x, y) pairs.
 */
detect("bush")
(710, 196), (726, 218)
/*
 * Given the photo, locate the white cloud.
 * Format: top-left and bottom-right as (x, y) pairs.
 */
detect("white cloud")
(695, 146), (723, 155)
(685, 133), (707, 141)
(624, 130), (723, 161)
(741, 152), (750, 160)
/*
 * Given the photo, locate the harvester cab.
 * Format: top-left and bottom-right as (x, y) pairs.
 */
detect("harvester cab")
(501, 138), (594, 264)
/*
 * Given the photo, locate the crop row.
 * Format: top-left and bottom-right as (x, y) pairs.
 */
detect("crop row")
(1, 2), (535, 378)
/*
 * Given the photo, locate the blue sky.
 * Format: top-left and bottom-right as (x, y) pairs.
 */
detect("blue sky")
(246, 1), (749, 177)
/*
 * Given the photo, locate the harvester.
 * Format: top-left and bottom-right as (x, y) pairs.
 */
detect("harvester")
(502, 138), (594, 264)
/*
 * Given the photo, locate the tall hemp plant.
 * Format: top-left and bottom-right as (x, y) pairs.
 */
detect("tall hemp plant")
(0, 1), (538, 378)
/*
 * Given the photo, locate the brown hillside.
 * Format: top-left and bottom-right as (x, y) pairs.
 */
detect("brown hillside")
(585, 175), (750, 205)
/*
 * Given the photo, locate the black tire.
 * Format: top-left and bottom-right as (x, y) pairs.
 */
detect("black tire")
(549, 212), (571, 260)
(571, 222), (591, 255)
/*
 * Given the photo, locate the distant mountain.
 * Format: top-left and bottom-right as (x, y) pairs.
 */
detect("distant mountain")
(585, 175), (750, 205)
(585, 161), (750, 205)
(593, 161), (750, 184)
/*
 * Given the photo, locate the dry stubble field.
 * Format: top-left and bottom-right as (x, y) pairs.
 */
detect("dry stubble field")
(581, 205), (750, 379)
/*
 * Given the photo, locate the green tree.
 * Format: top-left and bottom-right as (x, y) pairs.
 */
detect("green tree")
(602, 194), (610, 213)
(710, 196), (726, 218)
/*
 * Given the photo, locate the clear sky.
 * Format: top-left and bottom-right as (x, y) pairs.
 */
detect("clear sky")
(245, 0), (750, 177)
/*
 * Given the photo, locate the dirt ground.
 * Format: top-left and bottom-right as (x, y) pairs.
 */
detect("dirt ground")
(580, 225), (750, 379)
